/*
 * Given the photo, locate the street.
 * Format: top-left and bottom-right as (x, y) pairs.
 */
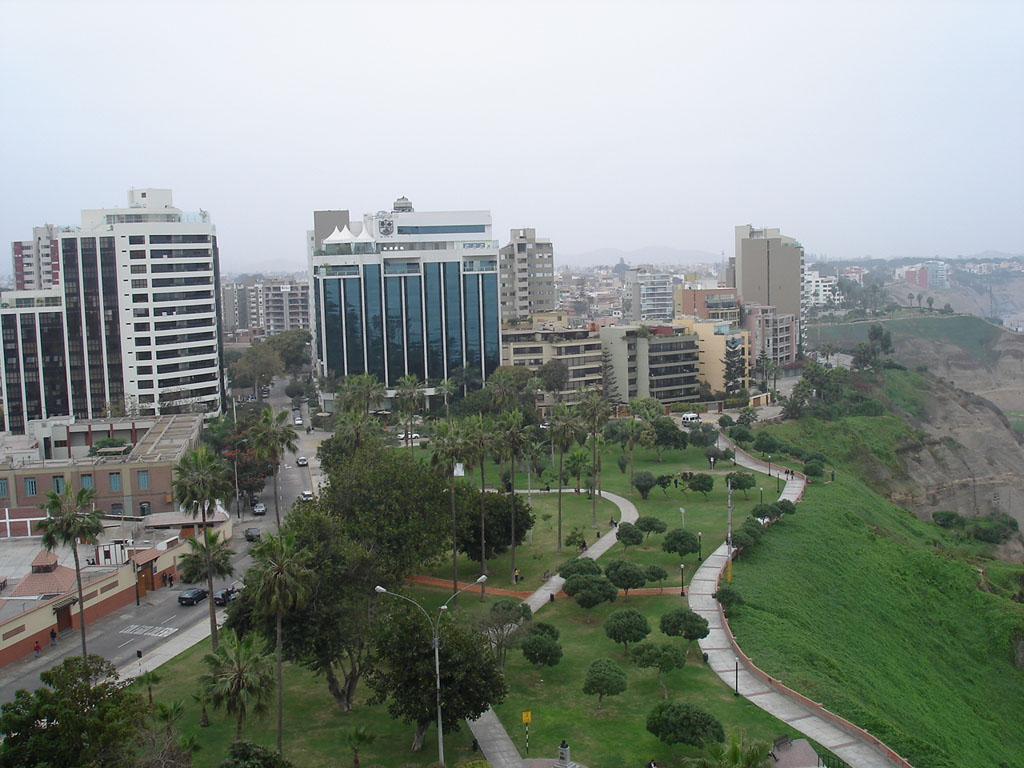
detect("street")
(0, 377), (326, 703)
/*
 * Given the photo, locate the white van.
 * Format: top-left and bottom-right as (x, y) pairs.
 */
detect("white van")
(681, 412), (701, 424)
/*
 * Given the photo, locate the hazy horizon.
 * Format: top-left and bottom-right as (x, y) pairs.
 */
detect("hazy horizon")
(2, 1), (1022, 276)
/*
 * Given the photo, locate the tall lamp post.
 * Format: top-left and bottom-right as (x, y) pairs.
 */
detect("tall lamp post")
(680, 563), (686, 596)
(767, 455), (772, 485)
(375, 575), (488, 767)
(697, 530), (702, 561)
(734, 655), (740, 696)
(759, 487), (763, 505)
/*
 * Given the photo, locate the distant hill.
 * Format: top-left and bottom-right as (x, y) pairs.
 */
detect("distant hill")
(557, 246), (722, 269)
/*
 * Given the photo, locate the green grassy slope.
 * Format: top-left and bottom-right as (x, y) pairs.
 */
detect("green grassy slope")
(808, 315), (1005, 366)
(728, 463), (1024, 767)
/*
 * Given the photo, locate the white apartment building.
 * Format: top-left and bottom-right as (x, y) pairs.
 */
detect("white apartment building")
(803, 269), (840, 307)
(499, 228), (555, 320)
(624, 268), (674, 322)
(1, 189), (223, 433)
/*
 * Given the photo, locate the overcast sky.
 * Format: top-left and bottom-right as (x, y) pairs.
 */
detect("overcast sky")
(2, 0), (1022, 274)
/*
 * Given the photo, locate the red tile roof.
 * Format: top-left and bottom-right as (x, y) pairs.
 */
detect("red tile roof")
(9, 565), (78, 597)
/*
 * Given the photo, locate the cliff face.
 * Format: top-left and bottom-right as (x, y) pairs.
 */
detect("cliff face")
(880, 374), (1024, 539)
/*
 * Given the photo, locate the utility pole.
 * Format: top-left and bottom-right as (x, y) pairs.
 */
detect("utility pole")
(726, 478), (734, 583)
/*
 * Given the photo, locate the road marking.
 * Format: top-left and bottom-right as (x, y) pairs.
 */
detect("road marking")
(162, 614), (177, 623)
(117, 639), (133, 648)
(121, 624), (179, 638)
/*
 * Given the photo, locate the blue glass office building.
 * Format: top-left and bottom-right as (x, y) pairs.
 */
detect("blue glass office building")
(310, 203), (501, 387)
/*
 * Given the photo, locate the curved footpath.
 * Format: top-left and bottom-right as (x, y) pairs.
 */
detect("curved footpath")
(688, 437), (913, 768)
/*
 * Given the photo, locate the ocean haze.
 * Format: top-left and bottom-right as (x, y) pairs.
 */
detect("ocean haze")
(0, 1), (1021, 275)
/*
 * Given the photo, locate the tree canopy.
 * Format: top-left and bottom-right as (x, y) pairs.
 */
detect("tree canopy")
(582, 658), (628, 709)
(646, 701), (724, 747)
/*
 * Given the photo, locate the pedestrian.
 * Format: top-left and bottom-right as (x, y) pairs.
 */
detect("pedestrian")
(647, 760), (657, 768)
(161, 572), (168, 588)
(831, 469), (836, 482)
(513, 568), (521, 584)
(33, 640), (41, 658)
(49, 628), (57, 646)
(168, 573), (174, 588)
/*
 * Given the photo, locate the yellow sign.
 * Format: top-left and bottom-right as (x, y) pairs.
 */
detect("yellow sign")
(521, 710), (532, 724)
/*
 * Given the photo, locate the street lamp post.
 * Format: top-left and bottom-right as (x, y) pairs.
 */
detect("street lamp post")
(726, 478), (734, 551)
(734, 656), (740, 696)
(680, 563), (686, 596)
(759, 487), (763, 505)
(375, 574), (488, 767)
(767, 455), (772, 484)
(697, 531), (702, 561)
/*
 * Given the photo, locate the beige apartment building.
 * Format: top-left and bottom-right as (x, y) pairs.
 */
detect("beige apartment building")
(674, 317), (749, 395)
(673, 287), (741, 324)
(499, 228), (556, 321)
(599, 325), (700, 405)
(734, 225), (804, 331)
(500, 326), (602, 412)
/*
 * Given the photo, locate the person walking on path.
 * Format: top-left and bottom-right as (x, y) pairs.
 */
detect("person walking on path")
(49, 628), (57, 646)
(33, 640), (41, 658)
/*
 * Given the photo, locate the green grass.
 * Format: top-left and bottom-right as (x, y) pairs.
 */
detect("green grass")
(727, 474), (1024, 768)
(1003, 410), (1024, 437)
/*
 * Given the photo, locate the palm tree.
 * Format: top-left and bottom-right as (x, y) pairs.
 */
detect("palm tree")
(549, 404), (583, 554)
(487, 373), (519, 413)
(917, 292), (924, 309)
(523, 437), (546, 544)
(435, 377), (457, 423)
(465, 414), (496, 600)
(178, 530), (235, 647)
(250, 408), (299, 528)
(451, 364), (482, 397)
(622, 418), (646, 489)
(820, 342), (836, 366)
(249, 532), (311, 755)
(38, 486), (102, 660)
(576, 389), (611, 526)
(347, 725), (376, 768)
(200, 628), (274, 742)
(565, 447), (590, 494)
(430, 421), (472, 601)
(683, 730), (771, 767)
(172, 445), (233, 650)
(337, 373), (385, 415)
(499, 409), (528, 586)
(394, 374), (423, 452)
(137, 669), (162, 706)
(332, 410), (382, 458)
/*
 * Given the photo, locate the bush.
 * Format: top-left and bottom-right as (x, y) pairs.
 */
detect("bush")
(731, 529), (755, 552)
(713, 584), (743, 617)
(558, 558), (602, 579)
(646, 701), (724, 747)
(933, 510), (965, 529)
(632, 471), (657, 500)
(616, 522), (644, 551)
(729, 425), (753, 443)
(803, 460), (824, 477)
(971, 514), (1019, 544)
(741, 516), (764, 541)
(718, 414), (735, 427)
(528, 622), (560, 641)
(805, 451), (828, 464)
(787, 445), (807, 460)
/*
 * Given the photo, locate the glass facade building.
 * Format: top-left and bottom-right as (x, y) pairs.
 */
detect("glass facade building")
(310, 203), (501, 387)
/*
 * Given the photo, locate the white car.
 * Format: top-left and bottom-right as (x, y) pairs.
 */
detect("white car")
(300, 490), (314, 502)
(400, 432), (420, 441)
(296, 456), (308, 467)
(294, 417), (303, 426)
(253, 502), (267, 516)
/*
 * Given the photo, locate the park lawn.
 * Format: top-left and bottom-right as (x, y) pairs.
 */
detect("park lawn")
(491, 592), (795, 767)
(426, 490), (618, 591)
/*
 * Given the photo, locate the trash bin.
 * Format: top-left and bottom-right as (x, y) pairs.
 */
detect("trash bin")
(702, 652), (709, 663)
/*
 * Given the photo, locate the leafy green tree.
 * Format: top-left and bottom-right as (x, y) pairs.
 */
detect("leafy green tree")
(336, 373), (385, 415)
(628, 396), (663, 421)
(264, 330), (311, 373)
(200, 629), (274, 742)
(752, 431), (779, 456)
(604, 608), (651, 652)
(731, 529), (755, 552)
(537, 359), (570, 393)
(219, 739), (298, 768)
(688, 473), (714, 500)
(179, 530), (234, 647)
(636, 515), (668, 543)
(632, 642), (686, 699)
(248, 533), (311, 754)
(0, 655), (144, 766)
(367, 604), (508, 752)
(582, 659), (628, 709)
(651, 416), (687, 460)
(686, 422), (718, 449)
(804, 460), (824, 477)
(230, 342), (284, 396)
(713, 584), (744, 617)
(550, 403), (585, 553)
(454, 484), (534, 566)
(662, 528), (699, 558)
(616, 521), (643, 551)
(521, 633), (563, 681)
(604, 559), (647, 599)
(684, 730), (772, 768)
(741, 516), (765, 542)
(558, 558), (603, 579)
(645, 564), (669, 591)
(660, 607), (710, 656)
(250, 408), (299, 528)
(320, 412), (384, 464)
(478, 599), (532, 671)
(37, 486), (101, 659)
(465, 414), (498, 599)
(729, 424), (754, 443)
(632, 470), (657, 499)
(726, 472), (756, 500)
(528, 622), (560, 640)
(646, 701), (724, 747)
(563, 574), (618, 621)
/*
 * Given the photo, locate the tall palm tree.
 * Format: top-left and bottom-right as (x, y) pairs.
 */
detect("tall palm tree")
(178, 530), (235, 646)
(683, 730), (771, 767)
(622, 417), (646, 490)
(435, 377), (457, 423)
(499, 409), (528, 585)
(332, 411), (382, 459)
(486, 372), (519, 413)
(465, 414), (496, 600)
(249, 532), (311, 755)
(451, 364), (482, 397)
(394, 374), (423, 452)
(577, 389), (611, 526)
(200, 628), (274, 742)
(250, 408), (299, 528)
(430, 421), (472, 602)
(549, 404), (584, 554)
(565, 447), (591, 494)
(337, 373), (385, 415)
(172, 445), (233, 650)
(38, 486), (101, 660)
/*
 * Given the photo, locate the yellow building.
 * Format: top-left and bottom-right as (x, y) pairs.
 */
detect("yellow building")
(674, 316), (749, 396)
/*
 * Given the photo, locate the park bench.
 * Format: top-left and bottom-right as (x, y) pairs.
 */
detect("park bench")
(769, 734), (791, 760)
(0, 576), (7, 592)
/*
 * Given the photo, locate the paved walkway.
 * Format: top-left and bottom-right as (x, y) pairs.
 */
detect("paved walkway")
(694, 442), (910, 768)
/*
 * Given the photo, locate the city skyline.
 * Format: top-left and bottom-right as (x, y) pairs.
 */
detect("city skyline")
(2, 1), (1022, 275)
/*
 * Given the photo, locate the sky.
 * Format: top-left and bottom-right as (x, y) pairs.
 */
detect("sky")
(1, 0), (1022, 275)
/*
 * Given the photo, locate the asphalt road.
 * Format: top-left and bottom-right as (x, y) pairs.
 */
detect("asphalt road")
(0, 377), (324, 703)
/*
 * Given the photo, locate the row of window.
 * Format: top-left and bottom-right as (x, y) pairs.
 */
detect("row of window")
(0, 470), (149, 498)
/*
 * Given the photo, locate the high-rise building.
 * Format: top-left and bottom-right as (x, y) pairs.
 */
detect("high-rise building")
(1, 189), (223, 433)
(673, 287), (741, 324)
(499, 228), (555, 320)
(600, 324), (700, 404)
(309, 198), (501, 388)
(743, 304), (798, 369)
(624, 268), (674, 322)
(11, 225), (62, 291)
(734, 225), (805, 342)
(501, 325), (602, 413)
(220, 278), (310, 336)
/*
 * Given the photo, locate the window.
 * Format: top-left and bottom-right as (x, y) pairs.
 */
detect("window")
(81, 474), (93, 489)
(132, 279), (147, 288)
(0, 478), (7, 498)
(131, 264), (146, 274)
(139, 501), (151, 516)
(138, 470), (149, 490)
(52, 476), (65, 493)
(25, 477), (37, 496)
(129, 235), (145, 245)
(111, 503), (123, 516)
(109, 472), (121, 491)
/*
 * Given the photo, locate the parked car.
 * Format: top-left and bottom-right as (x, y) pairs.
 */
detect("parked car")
(294, 417), (303, 426)
(178, 588), (208, 606)
(213, 587), (239, 606)
(296, 456), (308, 467)
(253, 502), (267, 516)
(300, 490), (314, 502)
(400, 432), (420, 441)
(244, 527), (262, 542)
